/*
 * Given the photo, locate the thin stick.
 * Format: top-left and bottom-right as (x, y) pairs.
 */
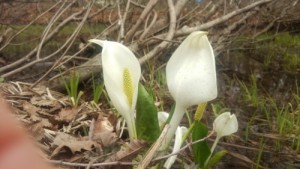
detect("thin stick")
(137, 124), (170, 169)
(138, 0), (176, 64)
(0, 1), (61, 52)
(125, 0), (158, 42)
(1, 5), (86, 77)
(36, 1), (71, 59)
(49, 160), (135, 167)
(31, 1), (93, 88)
(48, 130), (214, 168)
(118, 0), (131, 42)
(139, 11), (158, 40)
(153, 131), (214, 162)
(0, 1), (62, 73)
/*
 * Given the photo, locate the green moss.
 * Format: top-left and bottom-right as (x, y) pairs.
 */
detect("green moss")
(227, 33), (300, 154)
(0, 23), (106, 60)
(261, 33), (300, 71)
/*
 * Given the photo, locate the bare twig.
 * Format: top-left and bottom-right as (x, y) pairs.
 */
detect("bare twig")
(31, 1), (94, 88)
(174, 0), (190, 17)
(1, 7), (86, 78)
(213, 10), (257, 55)
(139, 11), (158, 40)
(153, 131), (214, 162)
(177, 1), (212, 27)
(0, 1), (61, 52)
(125, 0), (158, 42)
(137, 124), (170, 169)
(88, 4), (110, 19)
(48, 130), (214, 168)
(254, 19), (278, 38)
(36, 1), (73, 59)
(89, 118), (95, 141)
(131, 0), (272, 63)
(130, 0), (145, 8)
(138, 0), (176, 64)
(139, 0), (189, 40)
(117, 0), (131, 42)
(175, 0), (273, 35)
(49, 160), (135, 167)
(0, 1), (90, 77)
(116, 0), (123, 42)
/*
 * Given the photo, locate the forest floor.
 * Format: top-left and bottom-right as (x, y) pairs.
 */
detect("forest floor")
(0, 1), (300, 169)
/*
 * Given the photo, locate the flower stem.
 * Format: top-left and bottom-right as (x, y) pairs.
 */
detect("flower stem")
(126, 111), (137, 140)
(205, 136), (220, 166)
(160, 103), (186, 150)
(182, 122), (195, 144)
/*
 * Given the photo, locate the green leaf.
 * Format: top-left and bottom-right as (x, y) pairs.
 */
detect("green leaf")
(93, 83), (104, 104)
(136, 83), (160, 142)
(0, 76), (4, 83)
(204, 150), (227, 169)
(192, 121), (211, 167)
(166, 104), (176, 124)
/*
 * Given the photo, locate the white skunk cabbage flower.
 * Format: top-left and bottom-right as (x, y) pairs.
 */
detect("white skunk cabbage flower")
(206, 112), (238, 165)
(157, 112), (187, 169)
(164, 126), (188, 169)
(163, 31), (217, 149)
(157, 111), (169, 128)
(89, 39), (141, 140)
(213, 112), (238, 139)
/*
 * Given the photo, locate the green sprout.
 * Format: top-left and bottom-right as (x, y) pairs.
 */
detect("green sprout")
(63, 71), (83, 107)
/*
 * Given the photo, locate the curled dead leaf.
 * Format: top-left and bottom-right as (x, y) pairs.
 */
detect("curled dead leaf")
(104, 140), (147, 163)
(94, 115), (114, 133)
(93, 131), (118, 147)
(54, 108), (78, 123)
(22, 101), (40, 116)
(51, 132), (101, 157)
(30, 96), (60, 108)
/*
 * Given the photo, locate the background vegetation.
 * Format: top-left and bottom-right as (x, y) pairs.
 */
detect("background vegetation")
(0, 0), (299, 168)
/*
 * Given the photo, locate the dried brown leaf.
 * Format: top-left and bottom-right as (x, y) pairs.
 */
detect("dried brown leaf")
(31, 85), (48, 95)
(29, 122), (45, 141)
(93, 131), (118, 147)
(51, 132), (101, 157)
(55, 108), (78, 122)
(104, 140), (147, 163)
(23, 101), (40, 116)
(19, 91), (35, 97)
(92, 115), (118, 147)
(94, 115), (114, 133)
(30, 114), (41, 122)
(30, 96), (59, 107)
(40, 118), (52, 128)
(28, 118), (52, 141)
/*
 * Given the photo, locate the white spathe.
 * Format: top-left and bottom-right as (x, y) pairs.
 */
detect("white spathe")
(89, 39), (141, 139)
(157, 111), (169, 127)
(166, 31), (217, 107)
(162, 31), (218, 149)
(157, 112), (187, 169)
(213, 112), (238, 139)
(164, 126), (188, 169)
(205, 112), (238, 166)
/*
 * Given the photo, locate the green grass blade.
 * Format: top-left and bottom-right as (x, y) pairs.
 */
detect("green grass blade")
(204, 150), (227, 169)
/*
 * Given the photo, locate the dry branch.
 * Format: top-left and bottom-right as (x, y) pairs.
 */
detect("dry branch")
(1, 0), (296, 92)
(0, 1), (84, 75)
(125, 0), (158, 42)
(1, 0), (299, 168)
(176, 0), (273, 35)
